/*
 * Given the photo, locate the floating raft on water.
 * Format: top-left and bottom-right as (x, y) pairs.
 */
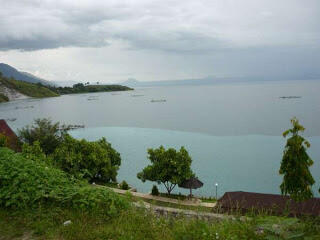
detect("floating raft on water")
(131, 94), (144, 97)
(59, 124), (85, 131)
(279, 96), (302, 99)
(87, 96), (99, 101)
(151, 99), (166, 103)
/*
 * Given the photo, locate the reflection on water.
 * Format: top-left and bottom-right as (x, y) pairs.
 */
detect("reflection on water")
(71, 127), (320, 197)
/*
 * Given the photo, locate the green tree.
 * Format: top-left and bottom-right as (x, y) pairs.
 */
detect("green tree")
(279, 117), (315, 202)
(18, 118), (69, 155)
(52, 134), (121, 183)
(137, 146), (194, 195)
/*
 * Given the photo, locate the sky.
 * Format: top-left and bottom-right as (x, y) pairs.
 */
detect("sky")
(0, 0), (319, 83)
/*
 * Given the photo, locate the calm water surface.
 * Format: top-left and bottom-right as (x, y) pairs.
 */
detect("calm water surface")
(1, 80), (319, 197)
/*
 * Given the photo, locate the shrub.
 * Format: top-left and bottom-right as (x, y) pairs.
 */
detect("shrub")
(0, 147), (128, 216)
(52, 134), (121, 183)
(18, 119), (122, 183)
(119, 180), (129, 190)
(151, 185), (159, 196)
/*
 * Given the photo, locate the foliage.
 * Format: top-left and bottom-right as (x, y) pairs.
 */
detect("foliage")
(18, 118), (69, 155)
(0, 93), (9, 103)
(18, 118), (122, 183)
(151, 185), (160, 196)
(279, 117), (315, 202)
(52, 134), (121, 183)
(21, 141), (52, 165)
(0, 147), (128, 215)
(0, 74), (58, 98)
(48, 83), (133, 95)
(0, 133), (8, 147)
(119, 180), (129, 190)
(137, 146), (194, 195)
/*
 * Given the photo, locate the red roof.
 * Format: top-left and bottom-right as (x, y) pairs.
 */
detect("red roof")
(0, 119), (17, 138)
(218, 191), (320, 217)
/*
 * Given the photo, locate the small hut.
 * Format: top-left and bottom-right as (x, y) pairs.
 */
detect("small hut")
(179, 177), (203, 197)
(0, 119), (20, 151)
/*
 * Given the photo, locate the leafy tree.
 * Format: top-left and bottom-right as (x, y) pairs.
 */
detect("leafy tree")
(73, 83), (85, 88)
(137, 146), (194, 195)
(52, 134), (121, 183)
(18, 118), (69, 155)
(279, 117), (315, 202)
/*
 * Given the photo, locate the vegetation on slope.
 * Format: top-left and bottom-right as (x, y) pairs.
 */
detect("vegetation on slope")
(19, 118), (122, 183)
(0, 200), (320, 240)
(48, 82), (133, 94)
(0, 92), (9, 102)
(0, 63), (51, 85)
(0, 74), (59, 98)
(0, 147), (128, 214)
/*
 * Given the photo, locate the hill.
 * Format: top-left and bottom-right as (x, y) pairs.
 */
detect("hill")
(0, 74), (59, 101)
(50, 83), (133, 94)
(0, 63), (53, 86)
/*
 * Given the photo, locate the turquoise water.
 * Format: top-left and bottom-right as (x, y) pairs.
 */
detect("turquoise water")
(1, 80), (320, 197)
(71, 127), (320, 197)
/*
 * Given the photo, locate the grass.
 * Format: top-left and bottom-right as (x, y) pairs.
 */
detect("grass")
(0, 76), (59, 98)
(1, 206), (319, 240)
(200, 197), (217, 203)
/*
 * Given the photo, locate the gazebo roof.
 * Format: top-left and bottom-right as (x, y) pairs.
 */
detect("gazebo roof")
(179, 177), (203, 189)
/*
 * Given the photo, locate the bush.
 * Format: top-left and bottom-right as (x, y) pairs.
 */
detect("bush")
(0, 147), (128, 216)
(18, 119), (122, 183)
(52, 134), (121, 183)
(151, 185), (159, 196)
(119, 180), (129, 190)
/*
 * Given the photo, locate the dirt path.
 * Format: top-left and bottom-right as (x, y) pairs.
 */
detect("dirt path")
(103, 186), (216, 208)
(133, 201), (229, 221)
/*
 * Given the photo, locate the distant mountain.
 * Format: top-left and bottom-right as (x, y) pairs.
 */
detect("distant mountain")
(122, 75), (320, 88)
(0, 63), (54, 86)
(122, 76), (249, 88)
(52, 80), (79, 87)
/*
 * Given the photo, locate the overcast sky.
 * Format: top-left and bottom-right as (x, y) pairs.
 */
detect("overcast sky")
(0, 0), (319, 83)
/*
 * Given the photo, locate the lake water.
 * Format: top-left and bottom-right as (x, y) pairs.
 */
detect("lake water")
(1, 80), (319, 197)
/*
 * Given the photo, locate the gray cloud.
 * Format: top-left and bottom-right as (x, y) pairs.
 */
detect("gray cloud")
(1, 0), (319, 51)
(0, 0), (320, 82)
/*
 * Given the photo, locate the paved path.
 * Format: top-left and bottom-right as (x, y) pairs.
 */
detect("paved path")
(102, 186), (216, 208)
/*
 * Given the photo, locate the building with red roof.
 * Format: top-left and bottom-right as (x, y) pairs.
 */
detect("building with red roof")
(0, 119), (20, 151)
